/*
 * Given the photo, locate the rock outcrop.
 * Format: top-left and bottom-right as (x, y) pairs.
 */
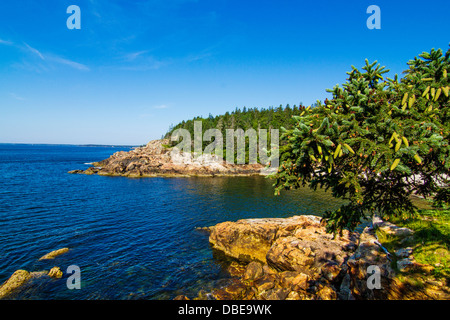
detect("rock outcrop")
(69, 139), (266, 177)
(208, 215), (366, 300)
(202, 214), (449, 300)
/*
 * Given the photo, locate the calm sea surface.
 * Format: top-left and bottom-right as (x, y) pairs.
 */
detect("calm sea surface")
(0, 144), (345, 299)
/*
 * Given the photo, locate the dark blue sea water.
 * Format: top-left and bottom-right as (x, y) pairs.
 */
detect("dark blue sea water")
(0, 144), (345, 300)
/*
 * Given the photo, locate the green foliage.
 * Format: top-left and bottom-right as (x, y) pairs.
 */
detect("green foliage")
(272, 47), (450, 233)
(377, 209), (450, 279)
(164, 104), (307, 163)
(165, 104), (305, 137)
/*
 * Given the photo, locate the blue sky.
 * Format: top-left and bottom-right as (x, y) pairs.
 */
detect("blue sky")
(0, 0), (449, 145)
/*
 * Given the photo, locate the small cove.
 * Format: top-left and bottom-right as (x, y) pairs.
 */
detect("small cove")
(0, 144), (430, 299)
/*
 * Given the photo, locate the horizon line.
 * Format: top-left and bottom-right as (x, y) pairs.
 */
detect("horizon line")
(0, 142), (139, 147)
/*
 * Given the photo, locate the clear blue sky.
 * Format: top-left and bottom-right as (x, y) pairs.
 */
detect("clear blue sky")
(0, 0), (449, 145)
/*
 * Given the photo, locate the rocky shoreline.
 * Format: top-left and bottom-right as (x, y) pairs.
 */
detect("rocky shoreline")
(2, 216), (448, 300)
(180, 215), (449, 300)
(69, 139), (266, 177)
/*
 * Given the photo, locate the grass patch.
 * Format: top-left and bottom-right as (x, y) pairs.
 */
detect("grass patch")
(377, 208), (450, 281)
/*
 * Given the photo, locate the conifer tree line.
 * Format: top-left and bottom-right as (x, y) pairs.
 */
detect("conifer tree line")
(165, 103), (317, 140)
(164, 103), (319, 162)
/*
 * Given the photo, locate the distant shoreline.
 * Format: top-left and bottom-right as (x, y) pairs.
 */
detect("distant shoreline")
(0, 142), (137, 148)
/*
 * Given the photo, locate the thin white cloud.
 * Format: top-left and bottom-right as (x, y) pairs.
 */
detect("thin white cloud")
(49, 55), (90, 71)
(117, 49), (170, 71)
(14, 41), (90, 71)
(23, 42), (45, 60)
(124, 50), (149, 61)
(0, 39), (13, 46)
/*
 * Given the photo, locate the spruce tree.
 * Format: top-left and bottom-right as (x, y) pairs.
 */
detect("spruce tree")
(272, 47), (450, 233)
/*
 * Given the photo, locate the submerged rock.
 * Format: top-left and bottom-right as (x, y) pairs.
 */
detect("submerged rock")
(38, 248), (69, 260)
(0, 270), (32, 299)
(48, 267), (63, 279)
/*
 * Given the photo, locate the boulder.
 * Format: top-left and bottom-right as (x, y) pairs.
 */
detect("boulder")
(39, 248), (69, 260)
(226, 261), (247, 277)
(395, 247), (413, 258)
(259, 288), (290, 300)
(315, 284), (338, 300)
(243, 261), (264, 281)
(373, 215), (414, 238)
(209, 215), (359, 278)
(266, 236), (316, 273)
(291, 272), (310, 291)
(209, 218), (281, 263)
(48, 267), (63, 279)
(212, 279), (249, 300)
(253, 275), (277, 293)
(320, 261), (343, 282)
(278, 271), (299, 288)
(397, 258), (416, 272)
(0, 270), (31, 299)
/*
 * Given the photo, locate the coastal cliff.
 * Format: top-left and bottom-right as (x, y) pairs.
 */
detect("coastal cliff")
(69, 139), (265, 177)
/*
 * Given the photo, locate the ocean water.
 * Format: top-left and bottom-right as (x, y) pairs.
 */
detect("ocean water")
(0, 144), (345, 300)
